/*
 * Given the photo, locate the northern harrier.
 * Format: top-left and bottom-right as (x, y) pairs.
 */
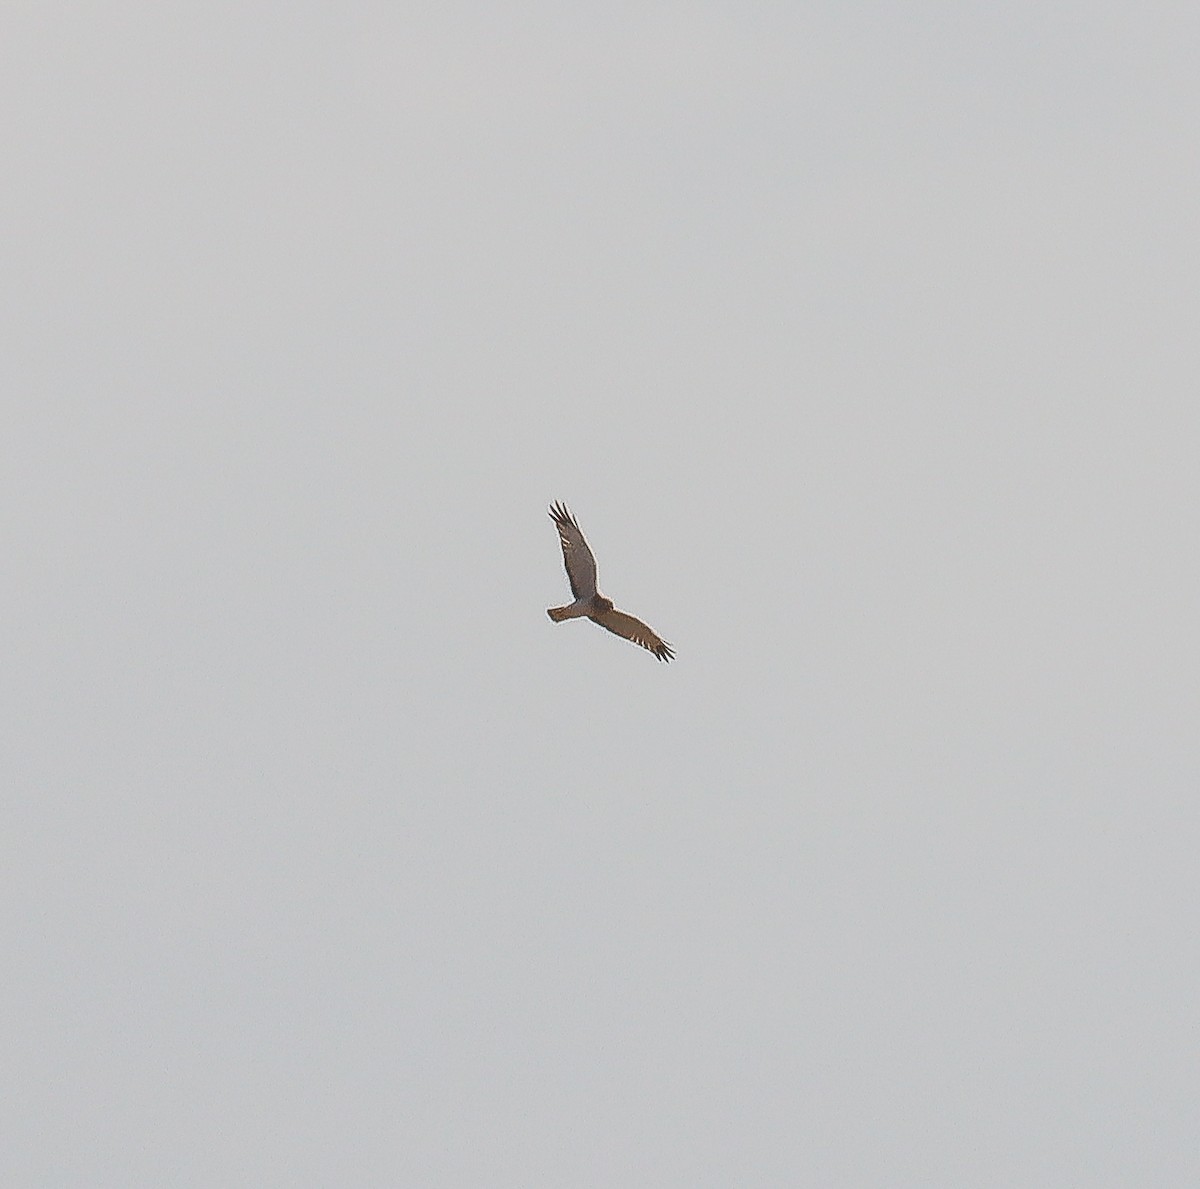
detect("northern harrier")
(547, 502), (674, 662)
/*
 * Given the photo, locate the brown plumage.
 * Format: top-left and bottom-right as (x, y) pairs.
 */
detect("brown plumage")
(546, 502), (674, 662)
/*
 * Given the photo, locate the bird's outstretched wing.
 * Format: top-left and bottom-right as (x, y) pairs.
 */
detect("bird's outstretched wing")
(549, 502), (597, 599)
(591, 606), (674, 662)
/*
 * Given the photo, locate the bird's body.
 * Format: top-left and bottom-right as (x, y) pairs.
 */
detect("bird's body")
(546, 502), (674, 662)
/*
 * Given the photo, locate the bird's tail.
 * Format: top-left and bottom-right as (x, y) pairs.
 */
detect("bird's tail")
(547, 604), (577, 622)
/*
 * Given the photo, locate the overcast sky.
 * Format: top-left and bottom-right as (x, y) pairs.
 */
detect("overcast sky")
(3, 4), (1198, 1186)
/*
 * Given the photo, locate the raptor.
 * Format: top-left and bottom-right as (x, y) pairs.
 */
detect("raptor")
(546, 502), (674, 662)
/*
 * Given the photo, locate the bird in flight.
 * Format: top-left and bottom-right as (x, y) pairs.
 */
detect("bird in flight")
(547, 502), (674, 662)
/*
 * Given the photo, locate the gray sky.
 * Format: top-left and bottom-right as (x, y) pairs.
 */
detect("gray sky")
(4, 4), (1198, 1185)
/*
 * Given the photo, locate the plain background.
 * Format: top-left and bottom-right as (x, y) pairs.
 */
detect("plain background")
(3, 4), (1197, 1186)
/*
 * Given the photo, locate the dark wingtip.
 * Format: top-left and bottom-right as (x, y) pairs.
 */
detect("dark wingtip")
(549, 501), (575, 527)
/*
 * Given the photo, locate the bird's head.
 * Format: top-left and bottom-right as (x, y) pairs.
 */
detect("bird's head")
(592, 595), (614, 613)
